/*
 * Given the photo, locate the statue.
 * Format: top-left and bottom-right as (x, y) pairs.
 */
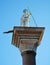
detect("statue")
(20, 9), (31, 27)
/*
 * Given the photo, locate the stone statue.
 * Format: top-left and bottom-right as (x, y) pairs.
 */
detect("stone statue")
(20, 9), (31, 27)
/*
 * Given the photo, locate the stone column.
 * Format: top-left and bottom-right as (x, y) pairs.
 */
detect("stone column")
(21, 51), (36, 65)
(19, 38), (37, 65)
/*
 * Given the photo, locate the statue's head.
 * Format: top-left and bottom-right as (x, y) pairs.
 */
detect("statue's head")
(23, 9), (28, 14)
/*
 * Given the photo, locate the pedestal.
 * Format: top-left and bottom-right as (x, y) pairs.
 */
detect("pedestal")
(12, 26), (45, 65)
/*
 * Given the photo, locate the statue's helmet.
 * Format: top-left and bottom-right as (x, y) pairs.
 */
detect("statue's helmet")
(23, 9), (28, 13)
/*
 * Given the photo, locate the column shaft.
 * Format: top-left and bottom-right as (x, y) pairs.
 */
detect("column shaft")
(21, 51), (36, 65)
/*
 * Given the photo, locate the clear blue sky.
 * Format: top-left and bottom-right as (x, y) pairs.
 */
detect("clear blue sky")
(0, 0), (50, 65)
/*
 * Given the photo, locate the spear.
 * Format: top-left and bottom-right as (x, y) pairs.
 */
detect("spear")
(27, 7), (37, 27)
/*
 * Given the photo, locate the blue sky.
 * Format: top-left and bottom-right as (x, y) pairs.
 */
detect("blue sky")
(0, 0), (50, 65)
